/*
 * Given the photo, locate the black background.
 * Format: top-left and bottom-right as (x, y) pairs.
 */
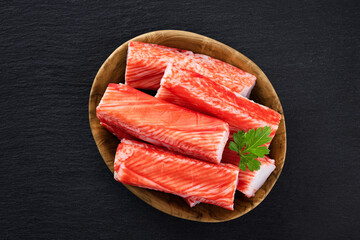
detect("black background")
(1, 1), (359, 239)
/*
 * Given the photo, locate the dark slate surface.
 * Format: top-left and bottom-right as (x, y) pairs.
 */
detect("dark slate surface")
(1, 1), (359, 239)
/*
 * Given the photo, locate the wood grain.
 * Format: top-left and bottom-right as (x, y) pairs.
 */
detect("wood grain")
(88, 30), (286, 222)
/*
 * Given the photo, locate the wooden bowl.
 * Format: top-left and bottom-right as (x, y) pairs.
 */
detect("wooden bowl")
(89, 30), (286, 222)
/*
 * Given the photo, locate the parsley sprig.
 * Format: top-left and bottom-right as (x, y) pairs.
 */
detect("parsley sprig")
(228, 126), (272, 172)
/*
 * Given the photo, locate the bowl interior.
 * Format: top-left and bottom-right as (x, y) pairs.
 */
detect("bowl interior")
(89, 30), (286, 222)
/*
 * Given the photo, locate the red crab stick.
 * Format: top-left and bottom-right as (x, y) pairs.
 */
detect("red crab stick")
(125, 41), (256, 97)
(114, 139), (239, 210)
(97, 83), (229, 164)
(156, 64), (281, 142)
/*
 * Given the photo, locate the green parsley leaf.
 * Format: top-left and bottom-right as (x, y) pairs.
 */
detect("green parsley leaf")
(228, 126), (272, 172)
(239, 161), (247, 171)
(228, 141), (239, 152)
